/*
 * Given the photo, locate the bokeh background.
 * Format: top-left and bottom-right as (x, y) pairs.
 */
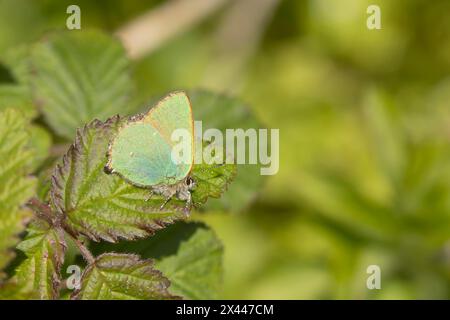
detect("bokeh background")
(1, 0), (449, 299)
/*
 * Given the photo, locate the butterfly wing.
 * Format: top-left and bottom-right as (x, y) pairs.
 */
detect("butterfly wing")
(107, 91), (194, 187)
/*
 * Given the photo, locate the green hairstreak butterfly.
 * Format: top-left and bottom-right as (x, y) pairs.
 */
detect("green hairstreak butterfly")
(105, 91), (195, 209)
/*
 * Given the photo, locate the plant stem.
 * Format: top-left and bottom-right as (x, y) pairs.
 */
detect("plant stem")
(116, 0), (229, 59)
(62, 224), (96, 264)
(71, 236), (95, 265)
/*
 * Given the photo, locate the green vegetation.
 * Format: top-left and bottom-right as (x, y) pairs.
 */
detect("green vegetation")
(0, 0), (449, 299)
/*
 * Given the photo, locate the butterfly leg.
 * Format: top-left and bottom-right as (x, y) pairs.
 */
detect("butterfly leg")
(151, 185), (177, 209)
(160, 191), (176, 210)
(183, 192), (192, 215)
(145, 190), (154, 202)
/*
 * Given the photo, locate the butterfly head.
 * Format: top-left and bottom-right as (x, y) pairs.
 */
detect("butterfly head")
(185, 176), (196, 191)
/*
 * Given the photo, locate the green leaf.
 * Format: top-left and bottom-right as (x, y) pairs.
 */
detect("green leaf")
(0, 84), (36, 119)
(0, 109), (36, 277)
(191, 156), (237, 206)
(28, 125), (52, 172)
(188, 90), (266, 212)
(50, 116), (187, 243)
(0, 209), (31, 279)
(90, 222), (224, 300)
(156, 223), (223, 299)
(0, 218), (66, 300)
(72, 253), (176, 300)
(29, 30), (133, 139)
(1, 45), (32, 86)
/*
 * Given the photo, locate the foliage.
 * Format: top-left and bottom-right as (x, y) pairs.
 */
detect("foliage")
(91, 222), (224, 300)
(72, 253), (176, 300)
(0, 0), (449, 300)
(29, 31), (134, 139)
(0, 30), (243, 300)
(0, 109), (36, 279)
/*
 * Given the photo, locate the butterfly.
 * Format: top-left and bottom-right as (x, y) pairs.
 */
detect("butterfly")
(105, 91), (195, 210)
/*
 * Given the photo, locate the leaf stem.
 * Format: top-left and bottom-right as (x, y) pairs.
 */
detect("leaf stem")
(63, 226), (96, 264)
(72, 236), (96, 265)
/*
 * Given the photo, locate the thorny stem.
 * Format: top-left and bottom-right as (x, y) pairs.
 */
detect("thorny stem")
(60, 221), (96, 264)
(71, 235), (95, 265)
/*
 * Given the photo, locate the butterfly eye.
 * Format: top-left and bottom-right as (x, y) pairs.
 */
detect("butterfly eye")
(186, 177), (195, 187)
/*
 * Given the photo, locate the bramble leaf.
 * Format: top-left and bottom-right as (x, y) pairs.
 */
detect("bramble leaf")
(0, 85), (36, 119)
(72, 253), (176, 300)
(191, 158), (237, 206)
(27, 124), (52, 172)
(0, 218), (66, 300)
(155, 223), (223, 299)
(1, 45), (31, 85)
(29, 30), (133, 139)
(50, 116), (187, 243)
(90, 222), (224, 300)
(0, 109), (36, 278)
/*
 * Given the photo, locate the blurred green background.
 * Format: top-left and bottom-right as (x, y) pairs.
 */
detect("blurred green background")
(1, 0), (449, 299)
